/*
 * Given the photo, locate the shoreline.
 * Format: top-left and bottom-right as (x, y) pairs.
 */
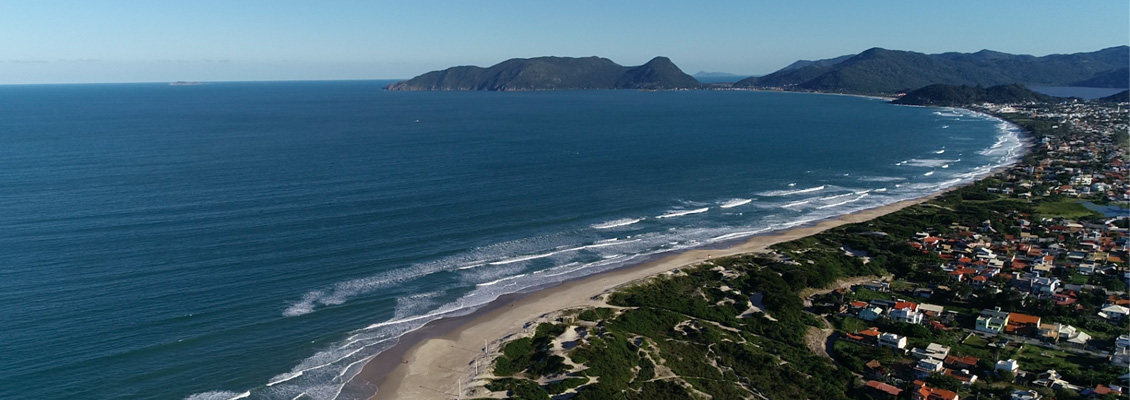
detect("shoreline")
(357, 110), (1032, 400)
(358, 191), (950, 399)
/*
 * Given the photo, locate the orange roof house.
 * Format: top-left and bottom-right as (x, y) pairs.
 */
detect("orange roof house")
(1005, 312), (1041, 335)
(914, 385), (959, 400)
(866, 380), (902, 397)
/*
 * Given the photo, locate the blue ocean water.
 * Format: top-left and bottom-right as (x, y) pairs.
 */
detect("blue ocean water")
(0, 81), (1023, 400)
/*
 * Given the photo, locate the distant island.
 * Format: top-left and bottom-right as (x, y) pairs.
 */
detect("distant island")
(386, 46), (1128, 96)
(169, 81), (205, 86)
(386, 56), (701, 91)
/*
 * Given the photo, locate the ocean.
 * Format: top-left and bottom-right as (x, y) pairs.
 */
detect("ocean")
(0, 81), (1023, 400)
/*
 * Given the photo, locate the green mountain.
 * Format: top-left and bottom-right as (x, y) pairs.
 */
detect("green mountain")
(386, 56), (701, 91)
(1095, 89), (1129, 103)
(1071, 67), (1130, 88)
(891, 84), (1055, 106)
(736, 46), (1129, 95)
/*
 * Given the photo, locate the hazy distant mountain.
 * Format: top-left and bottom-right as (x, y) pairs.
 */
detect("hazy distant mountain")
(386, 56), (701, 91)
(735, 46), (1129, 95)
(1070, 67), (1130, 88)
(693, 71), (740, 77)
(892, 83), (1055, 106)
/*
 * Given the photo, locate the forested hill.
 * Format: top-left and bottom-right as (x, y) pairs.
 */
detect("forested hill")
(385, 56), (701, 91)
(735, 46), (1129, 95)
(891, 84), (1055, 107)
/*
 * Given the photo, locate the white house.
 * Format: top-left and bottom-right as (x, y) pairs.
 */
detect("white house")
(996, 359), (1020, 373)
(1099, 304), (1130, 321)
(891, 308), (925, 324)
(1031, 277), (1061, 296)
(878, 332), (908, 350)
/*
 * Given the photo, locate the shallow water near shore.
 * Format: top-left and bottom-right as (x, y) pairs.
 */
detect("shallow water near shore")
(0, 81), (1021, 399)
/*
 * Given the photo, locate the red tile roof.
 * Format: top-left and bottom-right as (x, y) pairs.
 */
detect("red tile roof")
(866, 380), (902, 396)
(916, 386), (959, 400)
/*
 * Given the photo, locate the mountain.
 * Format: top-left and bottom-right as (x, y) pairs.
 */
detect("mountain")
(386, 56), (701, 91)
(736, 46), (1129, 95)
(891, 84), (1055, 106)
(615, 57), (701, 89)
(1095, 90), (1130, 103)
(776, 54), (854, 72)
(1071, 67), (1130, 88)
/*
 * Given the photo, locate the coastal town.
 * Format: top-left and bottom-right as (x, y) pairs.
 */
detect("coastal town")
(467, 96), (1129, 400)
(807, 97), (1129, 400)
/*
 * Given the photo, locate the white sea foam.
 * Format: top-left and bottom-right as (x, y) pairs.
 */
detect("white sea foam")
(819, 193), (853, 201)
(592, 218), (642, 229)
(656, 207), (709, 219)
(904, 158), (957, 168)
(874, 188), (887, 192)
(923, 171), (935, 176)
(935, 149), (945, 154)
(859, 176), (906, 182)
(760, 185), (825, 196)
(184, 391), (250, 400)
(941, 164), (949, 168)
(720, 198), (752, 208)
(781, 199), (812, 208)
(816, 193), (868, 209)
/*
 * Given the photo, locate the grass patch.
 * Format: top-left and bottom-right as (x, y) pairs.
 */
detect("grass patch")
(1035, 200), (1101, 219)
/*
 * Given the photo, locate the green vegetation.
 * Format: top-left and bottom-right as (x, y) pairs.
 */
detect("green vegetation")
(893, 84), (1054, 107)
(1071, 67), (1130, 88)
(1036, 200), (1102, 219)
(386, 56), (701, 91)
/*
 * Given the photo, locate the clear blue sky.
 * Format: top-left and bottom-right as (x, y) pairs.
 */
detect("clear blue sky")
(2, 0), (1127, 84)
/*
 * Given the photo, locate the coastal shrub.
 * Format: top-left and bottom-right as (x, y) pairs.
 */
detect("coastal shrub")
(545, 377), (589, 395)
(534, 322), (566, 339)
(630, 380), (693, 400)
(578, 307), (614, 321)
(527, 354), (568, 377)
(486, 378), (549, 400)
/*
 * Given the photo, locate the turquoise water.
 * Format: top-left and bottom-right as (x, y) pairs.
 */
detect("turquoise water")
(0, 81), (1022, 399)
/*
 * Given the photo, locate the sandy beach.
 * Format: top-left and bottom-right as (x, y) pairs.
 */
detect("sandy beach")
(359, 193), (946, 400)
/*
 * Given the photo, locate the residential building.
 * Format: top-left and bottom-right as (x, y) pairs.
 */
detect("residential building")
(976, 308), (1010, 333)
(910, 343), (950, 361)
(878, 332), (907, 350)
(891, 308), (925, 324)
(859, 306), (884, 321)
(913, 384), (959, 400)
(1006, 312), (1041, 335)
(865, 380), (902, 398)
(996, 359), (1020, 374)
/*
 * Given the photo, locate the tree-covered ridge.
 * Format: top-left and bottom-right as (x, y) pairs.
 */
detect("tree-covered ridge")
(385, 56), (702, 91)
(734, 46), (1130, 95)
(892, 84), (1055, 107)
(1070, 67), (1129, 89)
(1096, 89), (1130, 104)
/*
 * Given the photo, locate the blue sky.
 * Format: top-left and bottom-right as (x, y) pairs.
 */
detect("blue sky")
(1, 0), (1127, 84)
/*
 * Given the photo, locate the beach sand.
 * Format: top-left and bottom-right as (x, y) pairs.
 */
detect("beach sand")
(359, 193), (943, 400)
